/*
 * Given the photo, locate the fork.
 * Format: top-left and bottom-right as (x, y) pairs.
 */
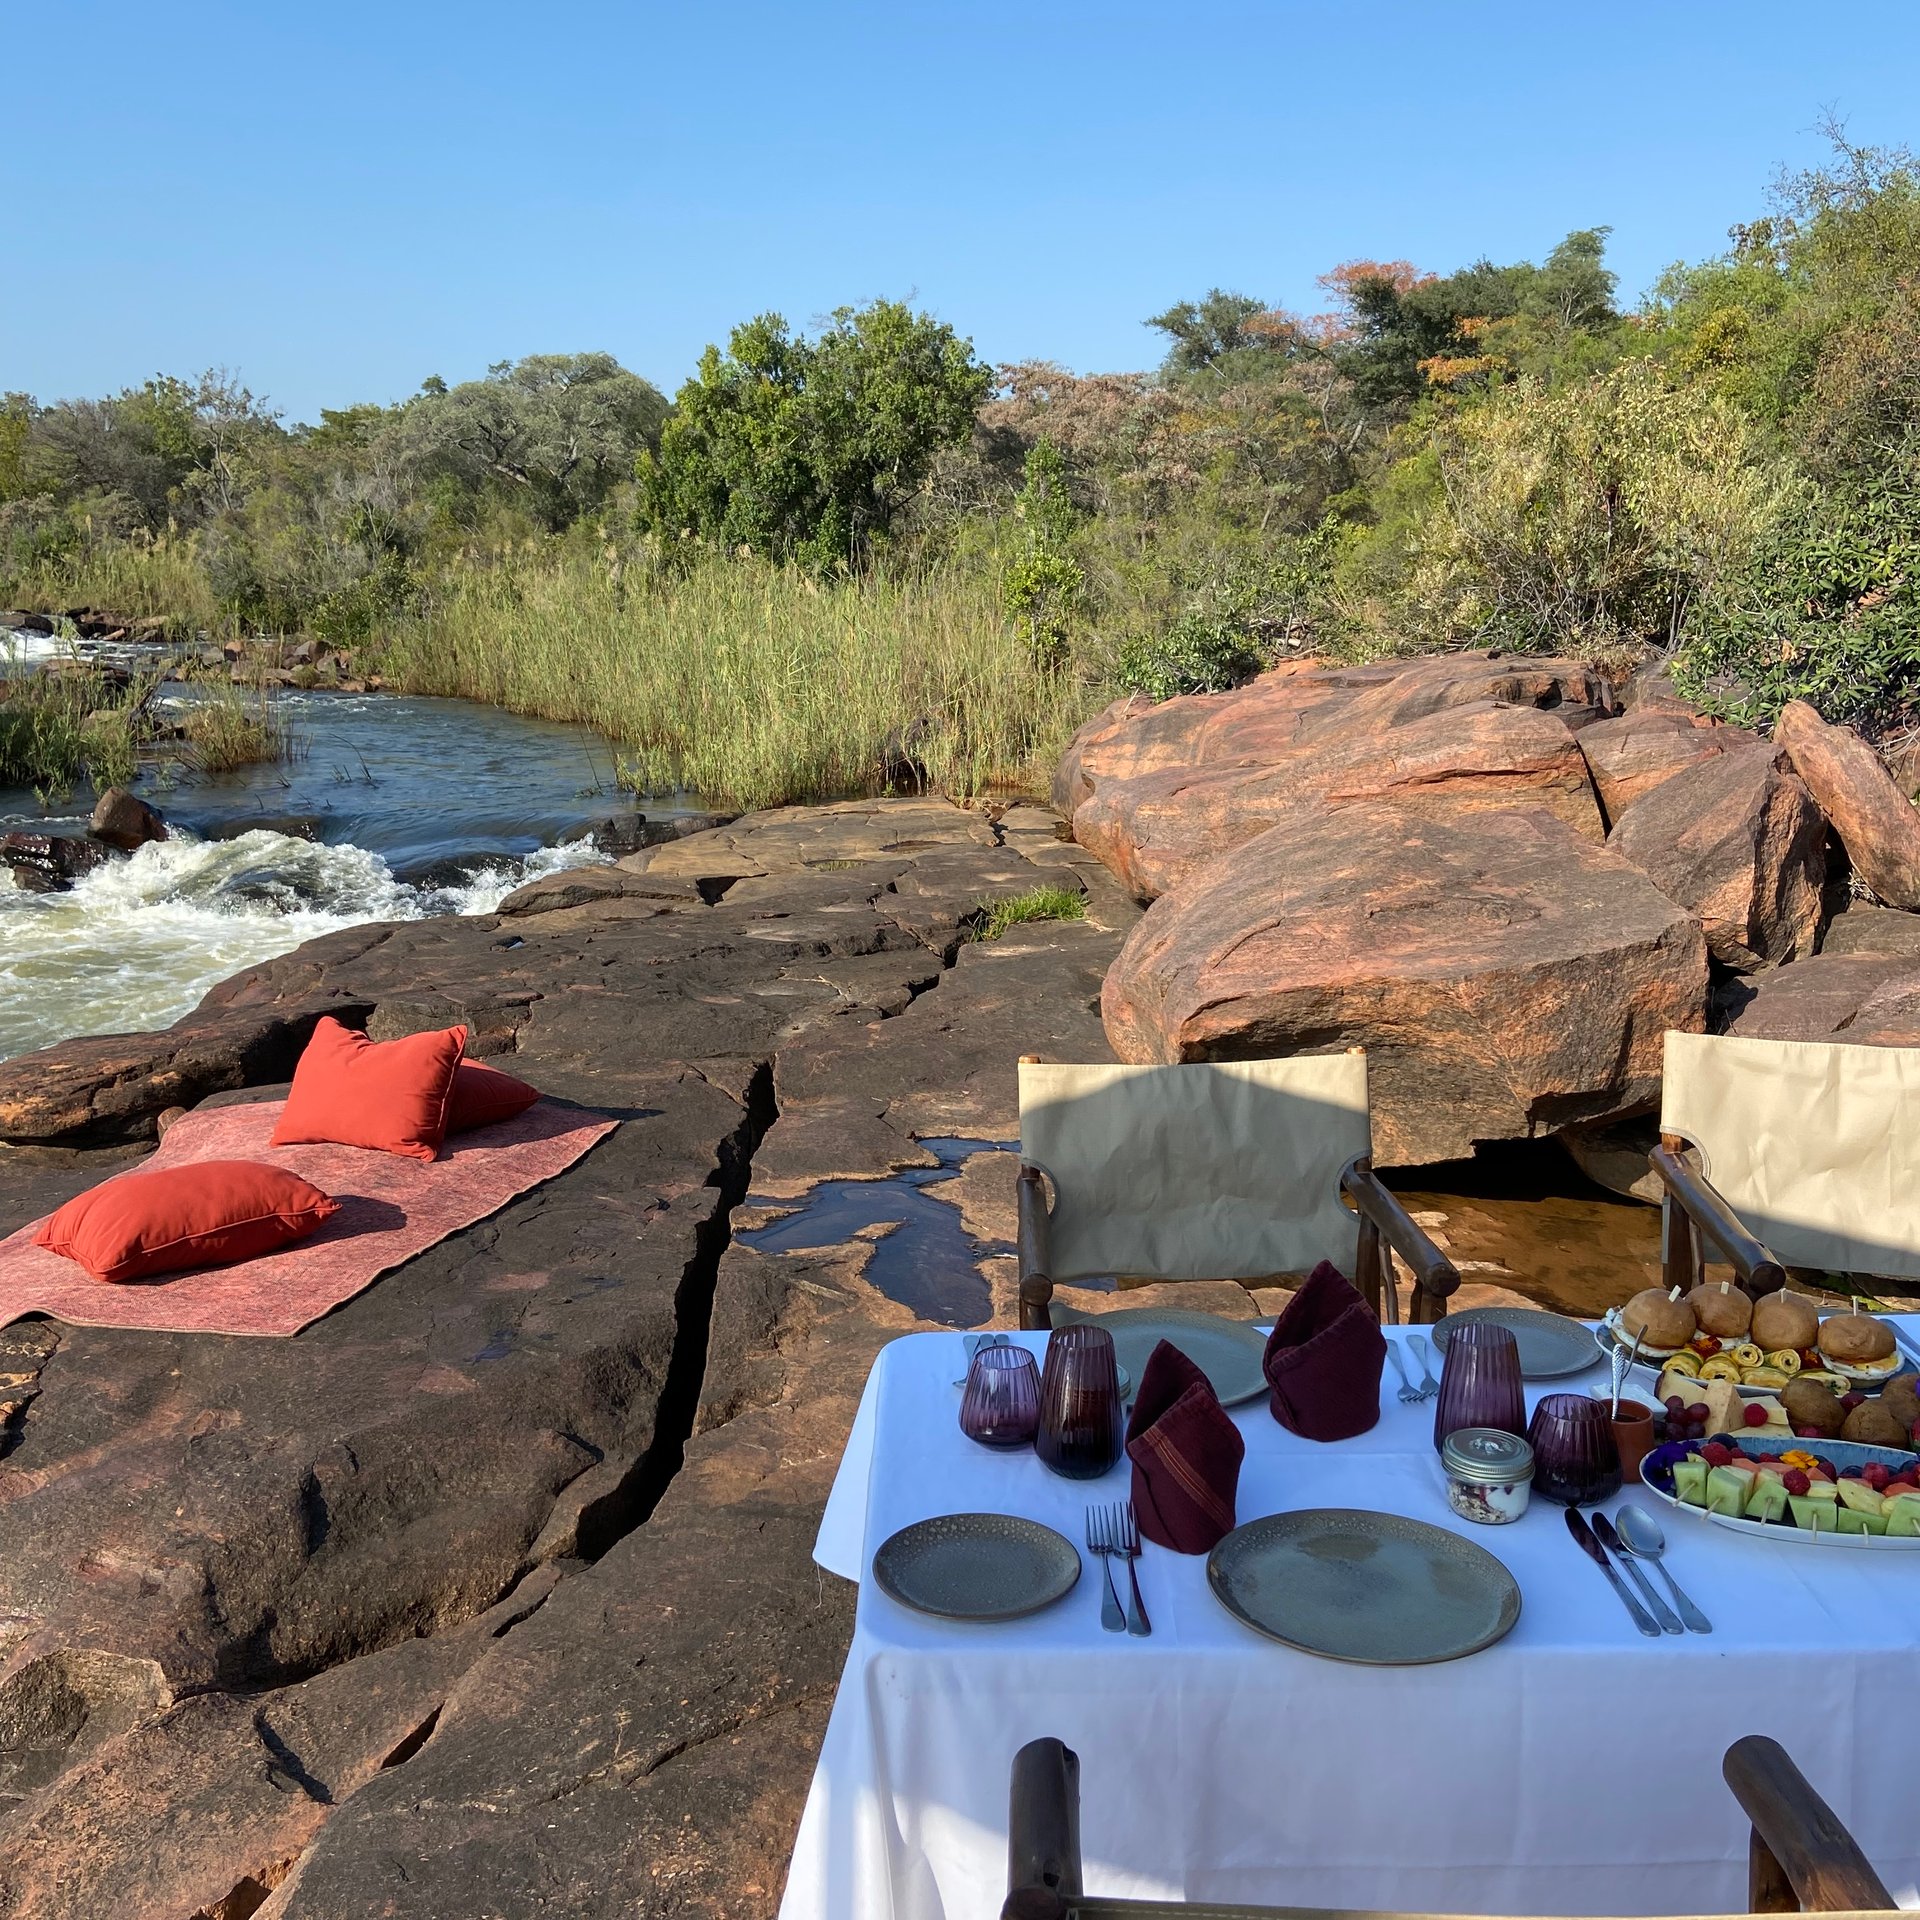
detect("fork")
(1110, 1502), (1151, 1637)
(1408, 1333), (1442, 1398)
(1383, 1342), (1424, 1406)
(1084, 1506), (1125, 1632)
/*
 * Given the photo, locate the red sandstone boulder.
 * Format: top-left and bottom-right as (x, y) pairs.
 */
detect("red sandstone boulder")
(1718, 950), (1920, 1046)
(1775, 699), (1920, 910)
(1054, 652), (1615, 823)
(88, 785), (168, 851)
(1606, 742), (1826, 970)
(1576, 709), (1746, 824)
(1101, 803), (1708, 1165)
(1075, 700), (1605, 898)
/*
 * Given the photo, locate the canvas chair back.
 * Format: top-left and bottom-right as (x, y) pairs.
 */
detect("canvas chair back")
(1018, 1055), (1372, 1283)
(1662, 1030), (1920, 1281)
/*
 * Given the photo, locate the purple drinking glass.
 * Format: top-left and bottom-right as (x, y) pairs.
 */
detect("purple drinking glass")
(1035, 1324), (1124, 1480)
(960, 1344), (1041, 1448)
(1526, 1392), (1622, 1506)
(1432, 1323), (1526, 1450)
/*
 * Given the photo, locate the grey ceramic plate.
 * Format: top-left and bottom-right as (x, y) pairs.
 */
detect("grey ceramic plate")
(872, 1514), (1081, 1621)
(1051, 1306), (1269, 1407)
(1207, 1509), (1522, 1664)
(1433, 1306), (1599, 1379)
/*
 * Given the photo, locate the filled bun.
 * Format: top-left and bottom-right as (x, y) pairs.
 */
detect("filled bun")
(1688, 1281), (1753, 1339)
(1817, 1312), (1897, 1367)
(1750, 1291), (1820, 1354)
(1619, 1287), (1696, 1352)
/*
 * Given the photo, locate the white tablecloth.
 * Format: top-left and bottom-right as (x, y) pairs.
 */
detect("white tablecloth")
(784, 1322), (1920, 1920)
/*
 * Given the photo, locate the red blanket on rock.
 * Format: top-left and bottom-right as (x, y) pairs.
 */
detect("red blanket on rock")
(0, 1097), (616, 1336)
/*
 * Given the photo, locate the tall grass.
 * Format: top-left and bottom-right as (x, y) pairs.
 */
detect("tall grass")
(371, 553), (1094, 811)
(0, 666), (153, 795)
(180, 679), (291, 774)
(1, 529), (219, 632)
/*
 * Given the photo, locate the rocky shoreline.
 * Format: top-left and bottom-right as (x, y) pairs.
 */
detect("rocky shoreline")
(2, 648), (1918, 1913)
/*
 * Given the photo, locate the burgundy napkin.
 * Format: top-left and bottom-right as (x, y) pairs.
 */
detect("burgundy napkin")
(1125, 1340), (1244, 1554)
(1262, 1259), (1385, 1441)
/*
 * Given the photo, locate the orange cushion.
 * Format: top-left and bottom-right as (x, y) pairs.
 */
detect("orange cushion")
(34, 1161), (339, 1283)
(446, 1060), (541, 1134)
(270, 1018), (467, 1161)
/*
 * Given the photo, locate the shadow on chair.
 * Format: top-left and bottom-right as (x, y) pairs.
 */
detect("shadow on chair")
(1004, 1734), (1897, 1919)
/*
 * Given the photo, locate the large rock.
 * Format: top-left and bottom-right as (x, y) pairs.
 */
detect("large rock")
(1775, 699), (1920, 909)
(0, 834), (108, 895)
(1606, 742), (1826, 970)
(1074, 700), (1605, 899)
(1102, 802), (1709, 1165)
(1576, 708), (1747, 824)
(85, 786), (167, 852)
(1718, 951), (1920, 1045)
(1054, 652), (1615, 824)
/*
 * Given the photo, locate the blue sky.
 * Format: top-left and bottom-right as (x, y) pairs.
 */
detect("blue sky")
(8, 1), (1919, 423)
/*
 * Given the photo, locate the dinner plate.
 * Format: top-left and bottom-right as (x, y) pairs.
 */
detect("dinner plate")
(871, 1513), (1081, 1621)
(1050, 1306), (1268, 1407)
(1431, 1306), (1598, 1379)
(1207, 1509), (1521, 1664)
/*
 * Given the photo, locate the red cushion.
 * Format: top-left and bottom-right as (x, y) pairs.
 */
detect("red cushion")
(446, 1060), (541, 1134)
(34, 1160), (339, 1283)
(270, 1018), (467, 1161)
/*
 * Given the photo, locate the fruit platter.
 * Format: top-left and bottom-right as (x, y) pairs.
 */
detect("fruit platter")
(1642, 1430), (1920, 1549)
(1603, 1283), (1908, 1394)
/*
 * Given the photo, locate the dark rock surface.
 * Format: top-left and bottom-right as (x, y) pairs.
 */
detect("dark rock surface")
(0, 835), (109, 896)
(0, 796), (1133, 1915)
(85, 786), (167, 852)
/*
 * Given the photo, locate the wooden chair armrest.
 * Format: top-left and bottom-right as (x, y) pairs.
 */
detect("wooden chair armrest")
(1004, 1737), (1081, 1920)
(1018, 1165), (1054, 1332)
(1341, 1163), (1460, 1316)
(1650, 1145), (1787, 1295)
(1723, 1735), (1894, 1912)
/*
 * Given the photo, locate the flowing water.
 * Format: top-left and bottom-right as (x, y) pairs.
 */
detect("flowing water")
(0, 648), (701, 1063)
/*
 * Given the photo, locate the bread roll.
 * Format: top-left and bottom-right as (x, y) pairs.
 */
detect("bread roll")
(1619, 1287), (1696, 1352)
(1689, 1281), (1753, 1339)
(1750, 1291), (1819, 1353)
(1817, 1312), (1896, 1366)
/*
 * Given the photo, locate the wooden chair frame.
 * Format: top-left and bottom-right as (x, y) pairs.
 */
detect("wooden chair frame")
(1650, 1135), (1789, 1301)
(1016, 1155), (1459, 1333)
(1003, 1734), (1896, 1920)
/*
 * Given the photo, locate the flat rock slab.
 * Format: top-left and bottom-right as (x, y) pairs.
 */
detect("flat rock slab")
(1102, 802), (1708, 1165)
(1607, 741), (1826, 970)
(1718, 951), (1920, 1045)
(1776, 698), (1920, 910)
(1576, 708), (1748, 824)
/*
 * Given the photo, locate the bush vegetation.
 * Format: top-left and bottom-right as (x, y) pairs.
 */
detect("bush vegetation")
(6, 124), (1920, 799)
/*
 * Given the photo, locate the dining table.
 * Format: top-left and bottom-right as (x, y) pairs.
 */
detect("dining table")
(778, 1313), (1920, 1920)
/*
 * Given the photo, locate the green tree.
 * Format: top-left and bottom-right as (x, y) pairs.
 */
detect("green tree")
(397, 352), (667, 531)
(1145, 289), (1280, 386)
(640, 300), (990, 569)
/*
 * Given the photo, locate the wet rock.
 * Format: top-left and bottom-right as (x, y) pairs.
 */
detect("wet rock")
(1074, 699), (1604, 899)
(85, 786), (167, 852)
(1101, 802), (1709, 1166)
(1775, 699), (1920, 910)
(0, 834), (109, 895)
(1576, 708), (1746, 824)
(0, 612), (53, 636)
(1607, 741), (1826, 970)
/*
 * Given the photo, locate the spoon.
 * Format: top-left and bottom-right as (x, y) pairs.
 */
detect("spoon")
(1615, 1503), (1713, 1634)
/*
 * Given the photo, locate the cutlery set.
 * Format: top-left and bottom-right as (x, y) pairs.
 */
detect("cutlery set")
(1384, 1333), (1442, 1405)
(1566, 1504), (1712, 1636)
(1086, 1501), (1151, 1636)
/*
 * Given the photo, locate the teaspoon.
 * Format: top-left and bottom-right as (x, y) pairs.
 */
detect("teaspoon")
(1616, 1502), (1713, 1634)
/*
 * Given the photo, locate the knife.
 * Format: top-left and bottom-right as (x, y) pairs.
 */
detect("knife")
(1565, 1508), (1661, 1637)
(1591, 1511), (1683, 1634)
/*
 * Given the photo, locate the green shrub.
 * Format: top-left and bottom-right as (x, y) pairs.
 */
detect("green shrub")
(972, 884), (1086, 940)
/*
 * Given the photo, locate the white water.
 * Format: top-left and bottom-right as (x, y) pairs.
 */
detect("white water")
(0, 830), (608, 1064)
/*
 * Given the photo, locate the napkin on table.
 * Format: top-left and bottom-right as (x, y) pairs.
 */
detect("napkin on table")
(1262, 1259), (1386, 1442)
(1125, 1339), (1244, 1553)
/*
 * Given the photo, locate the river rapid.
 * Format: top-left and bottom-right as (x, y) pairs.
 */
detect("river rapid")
(1, 639), (695, 1063)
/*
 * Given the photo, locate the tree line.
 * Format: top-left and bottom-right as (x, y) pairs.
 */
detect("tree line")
(4, 124), (1918, 737)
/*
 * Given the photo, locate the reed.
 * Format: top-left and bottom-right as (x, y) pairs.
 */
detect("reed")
(179, 679), (291, 774)
(370, 553), (1093, 812)
(2, 530), (219, 633)
(0, 666), (151, 795)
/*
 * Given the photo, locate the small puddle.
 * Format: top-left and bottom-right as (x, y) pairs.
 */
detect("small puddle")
(734, 1136), (1015, 1329)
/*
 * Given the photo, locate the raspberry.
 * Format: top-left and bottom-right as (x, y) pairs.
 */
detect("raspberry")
(1842, 1392), (1866, 1411)
(1702, 1442), (1734, 1467)
(1783, 1470), (1810, 1496)
(1796, 1425), (1824, 1438)
(1743, 1403), (1769, 1427)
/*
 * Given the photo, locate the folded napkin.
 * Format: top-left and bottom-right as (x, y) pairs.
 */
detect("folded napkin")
(1125, 1340), (1244, 1554)
(1262, 1259), (1385, 1442)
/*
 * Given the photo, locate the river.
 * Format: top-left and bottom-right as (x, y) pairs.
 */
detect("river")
(1, 639), (700, 1063)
